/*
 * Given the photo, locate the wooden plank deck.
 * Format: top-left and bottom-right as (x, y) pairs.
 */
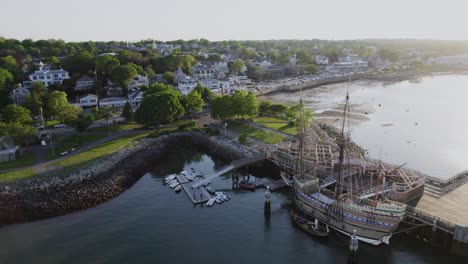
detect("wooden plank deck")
(416, 182), (468, 227)
(178, 175), (210, 204)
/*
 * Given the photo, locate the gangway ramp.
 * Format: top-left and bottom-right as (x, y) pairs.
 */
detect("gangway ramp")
(192, 155), (265, 188)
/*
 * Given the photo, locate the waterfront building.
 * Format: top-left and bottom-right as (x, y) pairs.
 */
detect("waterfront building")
(192, 65), (215, 79)
(74, 76), (95, 91)
(79, 94), (98, 108)
(28, 62), (69, 87)
(8, 85), (30, 105)
(199, 78), (221, 90)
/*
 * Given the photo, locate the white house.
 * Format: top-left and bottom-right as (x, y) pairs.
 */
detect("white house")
(199, 78), (221, 90)
(29, 62), (69, 87)
(79, 94), (98, 108)
(104, 79), (123, 96)
(157, 43), (181, 56)
(315, 55), (329, 65)
(192, 65), (215, 79)
(8, 85), (30, 105)
(290, 54), (297, 65)
(173, 68), (187, 84)
(99, 97), (128, 108)
(128, 90), (144, 107)
(74, 76), (95, 91)
(128, 75), (149, 90)
(177, 77), (198, 95)
(229, 75), (252, 86)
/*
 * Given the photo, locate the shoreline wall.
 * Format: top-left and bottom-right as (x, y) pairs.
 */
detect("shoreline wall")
(0, 132), (255, 227)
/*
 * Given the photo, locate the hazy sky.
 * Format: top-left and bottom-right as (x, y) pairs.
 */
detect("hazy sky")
(2, 0), (468, 41)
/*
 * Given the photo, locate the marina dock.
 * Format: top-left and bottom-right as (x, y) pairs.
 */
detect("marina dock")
(178, 174), (210, 204)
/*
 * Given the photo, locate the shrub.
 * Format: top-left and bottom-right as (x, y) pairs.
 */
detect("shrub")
(204, 127), (220, 135)
(178, 120), (197, 131)
(238, 134), (247, 144)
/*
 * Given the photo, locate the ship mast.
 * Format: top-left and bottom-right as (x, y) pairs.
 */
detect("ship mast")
(335, 79), (350, 199)
(297, 93), (306, 180)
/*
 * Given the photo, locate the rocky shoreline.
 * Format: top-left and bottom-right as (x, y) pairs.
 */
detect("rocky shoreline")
(0, 132), (254, 227)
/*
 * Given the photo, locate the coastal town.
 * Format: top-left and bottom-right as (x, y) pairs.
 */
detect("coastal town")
(1, 36), (468, 263)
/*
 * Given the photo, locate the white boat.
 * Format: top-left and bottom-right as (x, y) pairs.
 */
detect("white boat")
(165, 174), (177, 181)
(169, 182), (180, 189)
(174, 185), (182, 192)
(206, 198), (215, 207)
(215, 198), (223, 204)
(167, 179), (178, 185)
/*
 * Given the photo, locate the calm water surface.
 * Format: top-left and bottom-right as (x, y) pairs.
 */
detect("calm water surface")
(0, 148), (464, 263)
(263, 74), (468, 179)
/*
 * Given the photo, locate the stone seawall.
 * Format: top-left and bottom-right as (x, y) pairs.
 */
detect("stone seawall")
(0, 132), (254, 226)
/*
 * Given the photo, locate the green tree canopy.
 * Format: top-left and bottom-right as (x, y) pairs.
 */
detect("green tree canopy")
(0, 122), (36, 145)
(194, 83), (213, 105)
(163, 71), (175, 84)
(181, 89), (204, 114)
(135, 89), (185, 125)
(259, 100), (272, 116)
(62, 51), (95, 75)
(1, 104), (32, 124)
(0, 55), (21, 82)
(0, 68), (13, 90)
(75, 112), (95, 132)
(110, 64), (137, 92)
(146, 83), (174, 95)
(244, 91), (258, 118)
(96, 55), (120, 80)
(231, 59), (245, 74)
(24, 82), (48, 117)
(121, 101), (133, 121)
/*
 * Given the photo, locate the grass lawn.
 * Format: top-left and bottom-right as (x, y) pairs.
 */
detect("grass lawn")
(45, 119), (61, 128)
(0, 155), (36, 171)
(46, 133), (108, 160)
(89, 122), (142, 133)
(228, 123), (285, 144)
(51, 132), (151, 174)
(252, 117), (298, 135)
(0, 132), (151, 182)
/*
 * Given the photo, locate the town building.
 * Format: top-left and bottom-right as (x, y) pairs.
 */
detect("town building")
(79, 94), (98, 108)
(192, 65), (215, 79)
(99, 97), (128, 108)
(128, 75), (149, 90)
(74, 76), (95, 91)
(290, 54), (297, 65)
(315, 55), (329, 65)
(28, 62), (69, 87)
(157, 43), (181, 56)
(173, 68), (187, 84)
(177, 77), (198, 95)
(8, 85), (30, 105)
(128, 90), (144, 107)
(104, 79), (123, 96)
(199, 78), (221, 90)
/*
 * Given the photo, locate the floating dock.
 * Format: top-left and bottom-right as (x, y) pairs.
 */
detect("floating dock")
(178, 174), (210, 204)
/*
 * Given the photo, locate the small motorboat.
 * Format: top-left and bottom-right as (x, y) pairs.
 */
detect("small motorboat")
(290, 210), (329, 237)
(215, 198), (223, 204)
(169, 182), (180, 189)
(239, 180), (256, 190)
(167, 179), (178, 185)
(205, 186), (216, 195)
(206, 198), (215, 207)
(174, 185), (182, 192)
(165, 174), (177, 181)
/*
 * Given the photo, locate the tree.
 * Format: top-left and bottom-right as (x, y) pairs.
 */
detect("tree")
(244, 91), (258, 118)
(59, 105), (80, 126)
(146, 83), (173, 95)
(96, 55), (120, 81)
(0, 68), (13, 90)
(259, 100), (272, 116)
(378, 48), (399, 62)
(1, 104), (32, 124)
(121, 101), (133, 121)
(231, 59), (245, 74)
(45, 91), (69, 120)
(0, 122), (36, 145)
(75, 112), (95, 132)
(305, 64), (318, 74)
(194, 83), (213, 105)
(211, 95), (235, 120)
(0, 55), (21, 82)
(182, 89), (204, 114)
(95, 107), (113, 124)
(24, 82), (49, 117)
(62, 51), (95, 75)
(47, 56), (61, 69)
(135, 89), (185, 125)
(110, 64), (137, 92)
(163, 71), (175, 84)
(268, 104), (289, 117)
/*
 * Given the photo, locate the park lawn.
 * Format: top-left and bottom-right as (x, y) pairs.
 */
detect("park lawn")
(52, 131), (151, 174)
(46, 133), (108, 160)
(228, 123), (285, 144)
(0, 168), (36, 182)
(89, 122), (142, 133)
(45, 119), (61, 128)
(0, 155), (36, 171)
(252, 116), (298, 135)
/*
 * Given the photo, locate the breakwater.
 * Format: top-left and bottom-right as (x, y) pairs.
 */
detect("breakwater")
(0, 132), (254, 226)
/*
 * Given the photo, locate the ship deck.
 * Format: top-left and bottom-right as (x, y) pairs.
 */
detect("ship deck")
(416, 182), (468, 227)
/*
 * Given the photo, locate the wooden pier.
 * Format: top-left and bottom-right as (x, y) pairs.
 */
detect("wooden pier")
(178, 174), (210, 204)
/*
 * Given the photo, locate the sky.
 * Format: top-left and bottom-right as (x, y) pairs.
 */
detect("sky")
(1, 0), (468, 42)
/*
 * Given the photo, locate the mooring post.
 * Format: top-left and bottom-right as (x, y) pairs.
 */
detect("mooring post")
(348, 230), (358, 264)
(264, 186), (271, 217)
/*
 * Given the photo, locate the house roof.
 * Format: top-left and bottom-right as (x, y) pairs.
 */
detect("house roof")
(100, 97), (127, 103)
(80, 94), (98, 99)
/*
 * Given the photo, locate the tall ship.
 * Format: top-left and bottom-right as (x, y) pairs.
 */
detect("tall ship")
(269, 91), (425, 245)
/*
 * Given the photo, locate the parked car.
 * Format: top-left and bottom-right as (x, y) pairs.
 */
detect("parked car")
(53, 124), (66, 128)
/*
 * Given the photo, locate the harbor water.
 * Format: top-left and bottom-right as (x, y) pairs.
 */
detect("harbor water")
(0, 147), (465, 263)
(261, 74), (468, 179)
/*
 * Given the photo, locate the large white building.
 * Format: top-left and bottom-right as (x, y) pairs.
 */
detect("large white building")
(99, 97), (128, 108)
(315, 55), (329, 65)
(177, 77), (198, 95)
(28, 62), (69, 87)
(192, 65), (215, 79)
